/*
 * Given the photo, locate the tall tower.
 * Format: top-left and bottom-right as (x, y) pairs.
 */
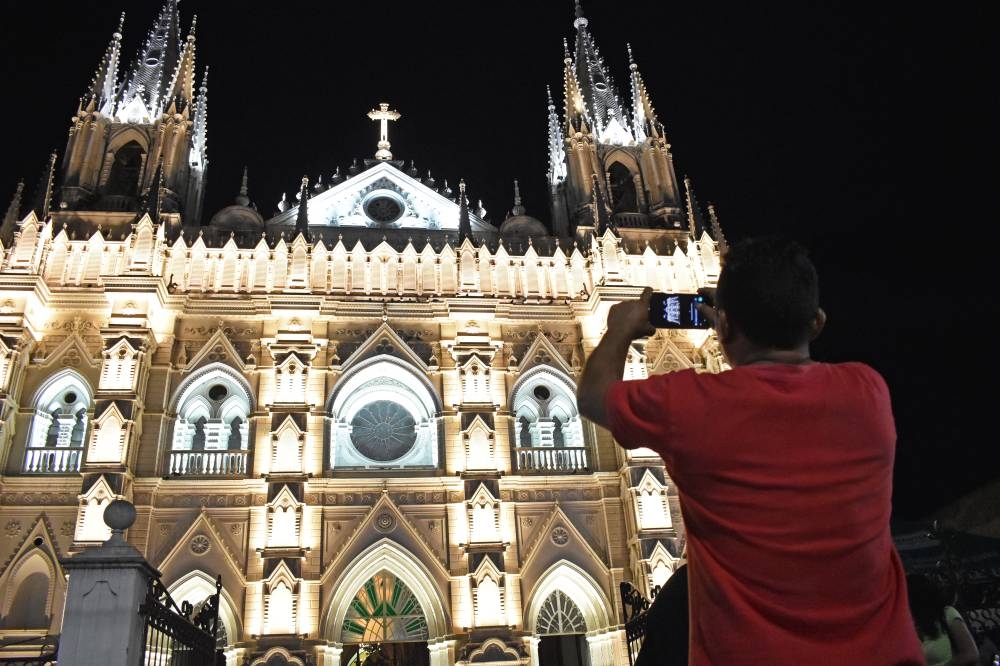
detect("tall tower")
(550, 1), (685, 243)
(58, 0), (208, 223)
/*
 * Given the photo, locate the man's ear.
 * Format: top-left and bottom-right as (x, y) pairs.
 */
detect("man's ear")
(716, 309), (733, 343)
(809, 308), (827, 341)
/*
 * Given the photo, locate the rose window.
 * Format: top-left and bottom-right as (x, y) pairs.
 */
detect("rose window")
(349, 400), (417, 462)
(364, 196), (404, 224)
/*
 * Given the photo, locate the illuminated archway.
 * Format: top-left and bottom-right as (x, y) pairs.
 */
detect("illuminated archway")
(321, 539), (448, 642)
(327, 356), (440, 469)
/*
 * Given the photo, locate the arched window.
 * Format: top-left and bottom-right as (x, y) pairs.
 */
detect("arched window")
(328, 357), (439, 469)
(169, 367), (253, 476)
(608, 162), (638, 214)
(168, 573), (238, 649)
(105, 141), (144, 197)
(509, 369), (586, 473)
(537, 590), (586, 635)
(23, 372), (92, 473)
(340, 572), (428, 643)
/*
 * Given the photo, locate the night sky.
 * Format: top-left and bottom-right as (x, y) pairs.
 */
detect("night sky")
(0, 2), (991, 521)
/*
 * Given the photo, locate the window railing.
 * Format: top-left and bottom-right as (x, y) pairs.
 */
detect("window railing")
(23, 446), (82, 473)
(514, 446), (589, 473)
(168, 450), (247, 477)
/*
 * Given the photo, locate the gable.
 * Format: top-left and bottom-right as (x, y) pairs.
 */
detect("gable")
(266, 161), (490, 232)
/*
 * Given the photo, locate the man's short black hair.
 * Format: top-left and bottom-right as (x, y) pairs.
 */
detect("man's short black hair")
(715, 235), (819, 350)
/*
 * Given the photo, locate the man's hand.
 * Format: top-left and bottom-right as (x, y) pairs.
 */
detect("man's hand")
(696, 286), (718, 328)
(606, 287), (656, 342)
(578, 288), (656, 429)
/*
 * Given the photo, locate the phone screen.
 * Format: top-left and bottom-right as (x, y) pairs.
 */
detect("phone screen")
(648, 292), (712, 329)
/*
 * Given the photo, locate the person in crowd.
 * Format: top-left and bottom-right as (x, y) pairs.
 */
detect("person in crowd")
(577, 235), (924, 664)
(906, 572), (979, 666)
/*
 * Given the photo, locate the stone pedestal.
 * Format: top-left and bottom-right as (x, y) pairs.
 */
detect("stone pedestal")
(58, 499), (158, 666)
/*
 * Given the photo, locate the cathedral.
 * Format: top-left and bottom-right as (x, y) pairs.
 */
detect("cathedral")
(0, 1), (728, 664)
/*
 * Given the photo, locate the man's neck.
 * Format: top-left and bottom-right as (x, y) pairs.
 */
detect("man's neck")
(730, 344), (812, 367)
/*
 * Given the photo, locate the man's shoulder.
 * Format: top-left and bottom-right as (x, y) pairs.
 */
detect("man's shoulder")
(823, 361), (889, 388)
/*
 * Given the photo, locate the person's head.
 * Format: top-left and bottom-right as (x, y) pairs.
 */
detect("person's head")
(715, 235), (824, 358)
(906, 573), (947, 640)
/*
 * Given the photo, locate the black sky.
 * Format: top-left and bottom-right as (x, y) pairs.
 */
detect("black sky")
(0, 1), (992, 521)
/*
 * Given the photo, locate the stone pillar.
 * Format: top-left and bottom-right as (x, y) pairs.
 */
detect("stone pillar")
(58, 499), (157, 666)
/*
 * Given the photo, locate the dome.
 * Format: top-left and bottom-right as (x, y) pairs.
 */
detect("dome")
(499, 214), (548, 240)
(209, 204), (265, 232)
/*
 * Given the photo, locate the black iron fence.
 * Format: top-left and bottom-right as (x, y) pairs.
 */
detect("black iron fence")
(139, 573), (224, 666)
(620, 581), (658, 666)
(0, 635), (57, 665)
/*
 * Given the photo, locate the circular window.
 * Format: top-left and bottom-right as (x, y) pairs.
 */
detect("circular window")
(350, 400), (417, 462)
(208, 384), (229, 401)
(364, 195), (404, 224)
(533, 386), (551, 401)
(64, 392), (78, 404)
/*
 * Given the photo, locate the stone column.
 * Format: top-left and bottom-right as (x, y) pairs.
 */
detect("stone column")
(58, 499), (158, 666)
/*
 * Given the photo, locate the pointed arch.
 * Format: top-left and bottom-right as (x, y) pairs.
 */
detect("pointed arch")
(525, 560), (612, 634)
(23, 369), (94, 473)
(167, 570), (241, 647)
(168, 363), (254, 476)
(509, 366), (586, 472)
(321, 539), (448, 641)
(327, 355), (440, 469)
(1, 550), (56, 629)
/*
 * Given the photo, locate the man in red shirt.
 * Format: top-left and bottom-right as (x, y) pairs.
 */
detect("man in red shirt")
(577, 236), (923, 665)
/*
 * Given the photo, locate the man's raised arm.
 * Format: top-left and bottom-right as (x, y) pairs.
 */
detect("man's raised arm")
(577, 288), (654, 430)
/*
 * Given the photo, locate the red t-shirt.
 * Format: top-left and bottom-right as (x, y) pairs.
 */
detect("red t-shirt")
(606, 362), (924, 665)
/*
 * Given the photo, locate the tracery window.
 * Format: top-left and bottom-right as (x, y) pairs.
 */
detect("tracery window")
(340, 572), (428, 643)
(510, 369), (586, 473)
(536, 590), (586, 635)
(168, 367), (252, 476)
(328, 358), (439, 469)
(23, 372), (92, 474)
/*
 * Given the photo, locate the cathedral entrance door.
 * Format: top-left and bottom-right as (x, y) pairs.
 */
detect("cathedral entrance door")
(538, 635), (591, 666)
(339, 571), (431, 665)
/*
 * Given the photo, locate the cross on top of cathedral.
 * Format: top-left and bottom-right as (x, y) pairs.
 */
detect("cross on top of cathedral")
(367, 102), (401, 161)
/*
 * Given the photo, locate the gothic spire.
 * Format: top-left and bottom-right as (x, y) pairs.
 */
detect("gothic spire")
(707, 203), (729, 256)
(164, 16), (198, 116)
(83, 13), (125, 115)
(1, 180), (24, 245)
(121, 0), (181, 116)
(235, 166), (250, 206)
(295, 176), (310, 240)
(562, 38), (589, 134)
(627, 43), (661, 141)
(31, 151), (58, 220)
(511, 180), (526, 217)
(191, 66), (209, 170)
(458, 179), (472, 240)
(572, 1), (630, 144)
(546, 86), (567, 186)
(684, 176), (707, 238)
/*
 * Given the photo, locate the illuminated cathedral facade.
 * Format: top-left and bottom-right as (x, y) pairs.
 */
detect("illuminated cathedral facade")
(0, 2), (728, 664)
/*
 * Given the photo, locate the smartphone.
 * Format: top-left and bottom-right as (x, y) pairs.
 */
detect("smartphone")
(648, 292), (712, 329)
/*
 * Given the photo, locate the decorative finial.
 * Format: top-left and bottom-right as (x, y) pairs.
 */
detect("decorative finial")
(236, 166), (250, 206)
(563, 38), (572, 61)
(367, 102), (402, 160)
(573, 1), (588, 29)
(115, 11), (125, 39)
(511, 180), (525, 216)
(187, 15), (197, 41)
(627, 43), (637, 70)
